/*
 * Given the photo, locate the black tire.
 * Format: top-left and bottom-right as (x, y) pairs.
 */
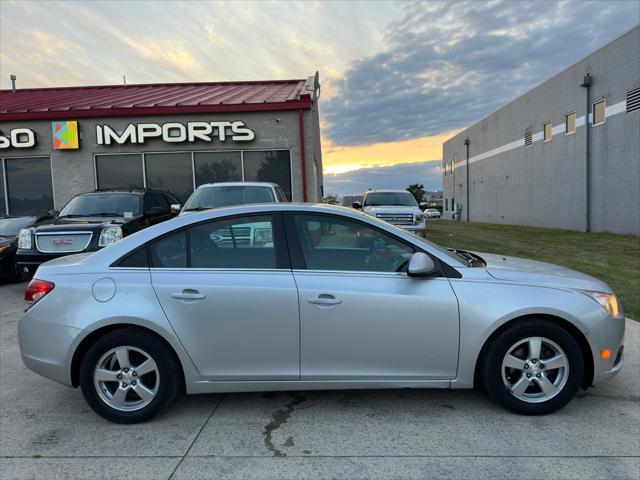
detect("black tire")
(480, 318), (584, 415)
(79, 328), (181, 424)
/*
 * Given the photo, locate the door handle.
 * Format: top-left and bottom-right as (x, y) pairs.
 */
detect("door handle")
(171, 289), (205, 300)
(307, 294), (342, 306)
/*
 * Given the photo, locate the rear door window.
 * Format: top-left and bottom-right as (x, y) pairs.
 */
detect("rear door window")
(149, 231), (187, 268)
(190, 215), (276, 269)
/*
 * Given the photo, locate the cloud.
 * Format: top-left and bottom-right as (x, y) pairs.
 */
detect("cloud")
(323, 0), (640, 147)
(322, 129), (459, 174)
(0, 0), (399, 89)
(323, 161), (442, 197)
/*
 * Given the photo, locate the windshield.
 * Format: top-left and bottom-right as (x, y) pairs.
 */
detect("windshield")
(184, 186), (276, 210)
(364, 192), (417, 207)
(0, 217), (37, 236)
(59, 193), (140, 217)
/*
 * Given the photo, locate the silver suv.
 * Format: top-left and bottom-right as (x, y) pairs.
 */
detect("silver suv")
(355, 189), (426, 236)
(180, 182), (287, 215)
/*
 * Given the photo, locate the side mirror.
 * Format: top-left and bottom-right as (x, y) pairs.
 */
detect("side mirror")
(352, 202), (362, 209)
(170, 203), (181, 214)
(146, 206), (165, 216)
(419, 202), (428, 211)
(47, 209), (58, 217)
(407, 252), (439, 277)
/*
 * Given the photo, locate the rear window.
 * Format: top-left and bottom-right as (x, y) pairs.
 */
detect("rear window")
(183, 186), (275, 211)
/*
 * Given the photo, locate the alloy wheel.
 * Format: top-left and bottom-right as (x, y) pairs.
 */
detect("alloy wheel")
(501, 336), (570, 403)
(93, 346), (160, 411)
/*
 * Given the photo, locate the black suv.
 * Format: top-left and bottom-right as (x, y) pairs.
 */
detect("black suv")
(16, 188), (180, 278)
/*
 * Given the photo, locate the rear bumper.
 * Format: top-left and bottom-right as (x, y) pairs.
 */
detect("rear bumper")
(18, 306), (80, 387)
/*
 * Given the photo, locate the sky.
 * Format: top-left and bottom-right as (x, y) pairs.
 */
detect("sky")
(1, 0), (638, 197)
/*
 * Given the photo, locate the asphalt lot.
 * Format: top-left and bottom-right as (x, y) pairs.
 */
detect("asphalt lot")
(0, 281), (638, 480)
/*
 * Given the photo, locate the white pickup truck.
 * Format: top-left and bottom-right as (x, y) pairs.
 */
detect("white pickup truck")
(354, 189), (426, 237)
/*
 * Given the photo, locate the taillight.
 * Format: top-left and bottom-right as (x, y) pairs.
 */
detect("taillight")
(24, 279), (55, 308)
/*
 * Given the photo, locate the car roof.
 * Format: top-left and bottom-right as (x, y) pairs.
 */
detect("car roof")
(81, 188), (173, 196)
(364, 189), (411, 194)
(196, 182), (278, 188)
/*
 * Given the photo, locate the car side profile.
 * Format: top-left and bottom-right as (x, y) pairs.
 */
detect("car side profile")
(18, 204), (624, 423)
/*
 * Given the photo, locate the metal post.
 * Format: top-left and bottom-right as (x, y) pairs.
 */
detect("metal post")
(464, 138), (470, 222)
(580, 74), (592, 232)
(10, 75), (16, 92)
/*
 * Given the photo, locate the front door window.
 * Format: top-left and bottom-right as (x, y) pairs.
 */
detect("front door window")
(292, 214), (414, 273)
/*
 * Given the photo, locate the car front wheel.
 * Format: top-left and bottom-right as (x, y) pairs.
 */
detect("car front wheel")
(481, 318), (584, 415)
(79, 329), (181, 423)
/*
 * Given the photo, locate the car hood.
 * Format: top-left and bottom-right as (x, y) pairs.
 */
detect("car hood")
(32, 216), (130, 232)
(478, 252), (612, 293)
(364, 206), (421, 214)
(0, 237), (16, 248)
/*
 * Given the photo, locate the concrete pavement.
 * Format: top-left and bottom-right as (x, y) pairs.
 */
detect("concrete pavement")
(1, 281), (638, 479)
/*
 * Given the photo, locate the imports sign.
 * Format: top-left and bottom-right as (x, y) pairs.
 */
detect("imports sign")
(96, 121), (255, 145)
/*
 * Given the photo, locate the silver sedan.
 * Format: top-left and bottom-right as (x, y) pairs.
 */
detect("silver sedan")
(18, 204), (625, 423)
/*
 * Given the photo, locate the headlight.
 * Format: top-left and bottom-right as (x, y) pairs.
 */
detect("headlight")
(414, 213), (424, 225)
(98, 226), (123, 247)
(18, 229), (33, 249)
(581, 290), (620, 317)
(254, 227), (273, 247)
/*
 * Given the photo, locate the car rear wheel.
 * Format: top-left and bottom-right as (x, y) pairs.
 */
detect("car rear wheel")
(79, 329), (180, 423)
(481, 318), (584, 415)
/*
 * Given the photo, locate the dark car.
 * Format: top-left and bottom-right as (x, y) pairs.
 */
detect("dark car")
(0, 216), (49, 280)
(16, 188), (180, 278)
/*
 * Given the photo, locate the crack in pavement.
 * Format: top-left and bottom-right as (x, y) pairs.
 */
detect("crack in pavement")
(263, 392), (306, 457)
(576, 391), (640, 402)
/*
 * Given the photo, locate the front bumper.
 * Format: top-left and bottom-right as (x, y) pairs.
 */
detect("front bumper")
(0, 253), (16, 278)
(588, 315), (625, 386)
(18, 304), (81, 387)
(399, 223), (427, 235)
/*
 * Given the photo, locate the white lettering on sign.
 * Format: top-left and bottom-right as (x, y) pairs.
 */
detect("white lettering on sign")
(0, 128), (36, 149)
(96, 121), (255, 145)
(101, 124), (137, 145)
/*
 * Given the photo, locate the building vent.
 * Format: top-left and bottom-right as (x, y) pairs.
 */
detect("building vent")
(627, 87), (640, 112)
(524, 129), (533, 146)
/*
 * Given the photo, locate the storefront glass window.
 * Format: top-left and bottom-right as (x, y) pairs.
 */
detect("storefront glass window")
(95, 154), (144, 190)
(194, 151), (242, 187)
(5, 157), (53, 215)
(145, 152), (193, 203)
(243, 150), (292, 201)
(0, 162), (6, 214)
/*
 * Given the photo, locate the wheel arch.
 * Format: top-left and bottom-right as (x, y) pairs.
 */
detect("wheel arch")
(473, 313), (594, 389)
(70, 323), (186, 390)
